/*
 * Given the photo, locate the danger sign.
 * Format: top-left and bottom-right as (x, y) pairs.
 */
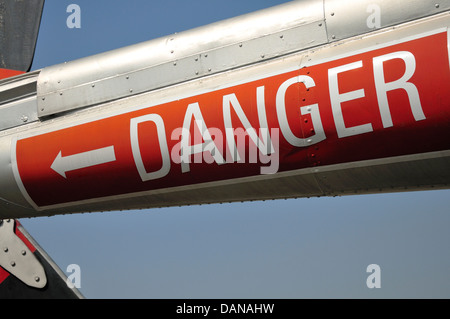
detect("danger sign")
(13, 30), (450, 209)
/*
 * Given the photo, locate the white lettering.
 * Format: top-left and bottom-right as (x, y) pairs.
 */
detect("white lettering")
(176, 303), (210, 316)
(130, 114), (171, 181)
(373, 51), (424, 128)
(276, 76), (326, 146)
(180, 103), (225, 173)
(221, 303), (275, 314)
(329, 61), (373, 138)
(223, 88), (274, 162)
(128, 48), (424, 182)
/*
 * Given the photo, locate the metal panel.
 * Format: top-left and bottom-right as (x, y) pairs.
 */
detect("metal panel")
(0, 221), (84, 298)
(303, 11), (450, 67)
(36, 0), (326, 117)
(35, 0), (450, 118)
(0, 219), (46, 289)
(0, 71), (39, 131)
(0, 71), (39, 102)
(0, 97), (38, 130)
(37, 23), (327, 117)
(324, 0), (450, 41)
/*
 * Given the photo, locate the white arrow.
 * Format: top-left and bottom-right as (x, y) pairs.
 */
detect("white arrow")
(51, 146), (116, 179)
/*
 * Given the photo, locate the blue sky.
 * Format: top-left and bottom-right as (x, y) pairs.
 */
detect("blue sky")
(20, 0), (450, 299)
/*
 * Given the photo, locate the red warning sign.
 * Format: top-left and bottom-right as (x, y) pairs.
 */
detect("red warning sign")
(13, 30), (450, 209)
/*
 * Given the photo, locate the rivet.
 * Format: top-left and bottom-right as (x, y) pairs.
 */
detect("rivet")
(307, 139), (312, 144)
(126, 76), (129, 79)
(279, 35), (284, 39)
(59, 92), (63, 96)
(91, 84), (95, 88)
(331, 12), (335, 16)
(208, 68), (211, 72)
(204, 54), (208, 57)
(173, 62), (177, 66)
(239, 43), (243, 47)
(21, 116), (28, 122)
(3, 247), (8, 252)
(318, 23), (322, 27)
(42, 97), (45, 101)
(195, 71), (199, 75)
(21, 250), (26, 256)
(261, 54), (265, 58)
(331, 35), (336, 39)
(129, 89), (133, 93)
(170, 50), (174, 54)
(10, 261), (15, 267)
(435, 3), (439, 8)
(35, 276), (40, 282)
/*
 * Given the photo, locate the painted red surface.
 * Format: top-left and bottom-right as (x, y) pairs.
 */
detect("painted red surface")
(0, 68), (25, 80)
(14, 31), (450, 209)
